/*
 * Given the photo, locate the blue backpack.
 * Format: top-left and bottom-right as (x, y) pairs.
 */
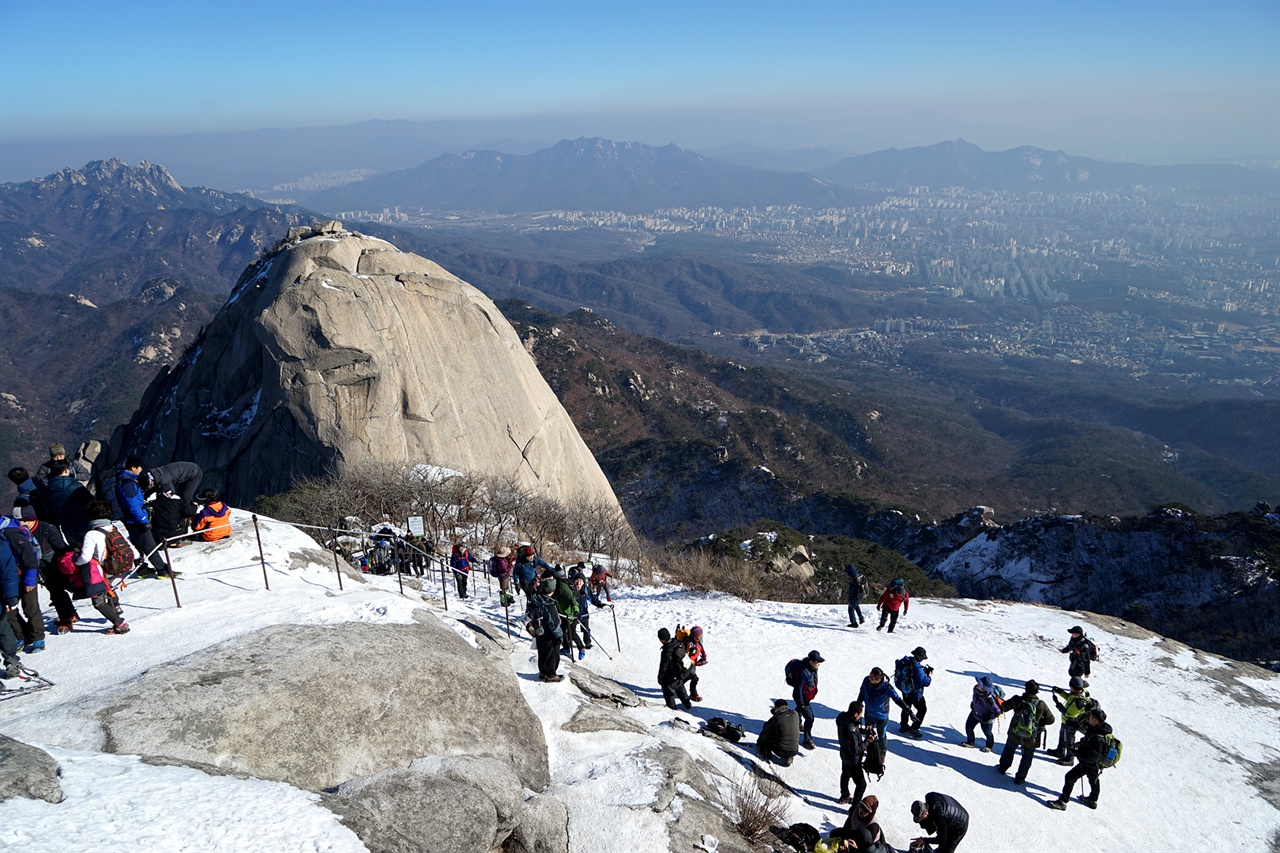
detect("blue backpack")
(894, 656), (918, 694)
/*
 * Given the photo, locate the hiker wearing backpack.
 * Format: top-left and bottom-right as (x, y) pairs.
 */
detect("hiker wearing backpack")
(17, 504), (79, 638)
(514, 544), (550, 600)
(1061, 626), (1098, 678)
(909, 792), (969, 853)
(1047, 707), (1114, 811)
(757, 698), (801, 766)
(876, 578), (909, 633)
(528, 576), (563, 682)
(40, 460), (94, 545)
(449, 540), (472, 599)
(995, 680), (1056, 784)
(116, 457), (173, 578)
(960, 676), (1004, 752)
(845, 564), (866, 627)
(552, 568), (584, 657)
(895, 647), (933, 738)
(657, 627), (692, 710)
(572, 576), (594, 655)
(681, 625), (707, 702)
(490, 546), (515, 606)
(836, 700), (875, 806)
(858, 666), (907, 763)
(1048, 677), (1092, 764)
(788, 650), (824, 749)
(70, 502), (130, 634)
(1, 514), (40, 658)
(0, 518), (28, 679)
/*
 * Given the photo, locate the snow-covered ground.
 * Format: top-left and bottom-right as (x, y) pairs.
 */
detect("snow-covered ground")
(2, 510), (1278, 852)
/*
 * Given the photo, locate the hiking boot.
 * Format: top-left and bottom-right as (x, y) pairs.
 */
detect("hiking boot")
(2, 662), (20, 679)
(995, 766), (1007, 775)
(1079, 797), (1097, 810)
(803, 738), (816, 750)
(959, 741), (976, 749)
(27, 640), (45, 653)
(543, 674), (563, 683)
(1013, 777), (1027, 785)
(691, 694), (703, 702)
(1046, 747), (1064, 758)
(876, 625), (884, 631)
(980, 746), (992, 753)
(11, 640), (24, 654)
(838, 795), (852, 804)
(577, 650), (586, 660)
(105, 622), (130, 635)
(1056, 757), (1075, 766)
(136, 569), (158, 579)
(156, 569), (182, 578)
(1046, 799), (1067, 811)
(56, 622), (72, 635)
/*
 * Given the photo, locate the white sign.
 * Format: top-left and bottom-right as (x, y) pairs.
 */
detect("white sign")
(407, 516), (425, 537)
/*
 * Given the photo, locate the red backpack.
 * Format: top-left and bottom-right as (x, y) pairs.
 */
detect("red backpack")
(100, 526), (136, 577)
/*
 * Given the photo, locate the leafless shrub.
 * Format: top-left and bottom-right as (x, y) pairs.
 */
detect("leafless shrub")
(661, 548), (764, 601)
(728, 770), (789, 845)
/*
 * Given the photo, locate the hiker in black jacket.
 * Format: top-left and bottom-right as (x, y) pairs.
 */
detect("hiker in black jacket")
(757, 698), (801, 766)
(1047, 708), (1113, 811)
(657, 628), (692, 710)
(995, 680), (1056, 784)
(835, 700), (874, 805)
(845, 564), (866, 627)
(1060, 625), (1096, 678)
(910, 792), (969, 853)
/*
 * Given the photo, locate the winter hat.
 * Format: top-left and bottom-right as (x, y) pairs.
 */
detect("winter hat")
(857, 795), (879, 820)
(772, 698), (789, 710)
(18, 505), (37, 521)
(539, 576), (556, 594)
(1069, 676), (1087, 691)
(848, 826), (873, 850)
(690, 626), (703, 639)
(1025, 679), (1040, 695)
(1068, 625), (1083, 635)
(658, 628), (672, 642)
(1091, 708), (1107, 723)
(807, 649), (825, 663)
(912, 646), (928, 660)
(48, 443), (66, 457)
(977, 676), (995, 692)
(911, 800), (927, 822)
(496, 546), (511, 557)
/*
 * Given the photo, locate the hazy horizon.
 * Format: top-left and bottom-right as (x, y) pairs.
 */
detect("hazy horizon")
(1, 0), (1277, 185)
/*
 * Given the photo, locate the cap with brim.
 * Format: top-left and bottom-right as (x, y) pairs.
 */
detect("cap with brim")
(807, 650), (825, 663)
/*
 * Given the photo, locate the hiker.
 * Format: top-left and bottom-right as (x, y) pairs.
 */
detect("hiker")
(148, 461), (203, 508)
(490, 546), (515, 606)
(858, 666), (906, 762)
(589, 563), (613, 603)
(449, 540), (472, 599)
(757, 698), (801, 766)
(34, 443), (91, 485)
(1047, 707), (1112, 811)
(843, 795), (886, 847)
(70, 501), (130, 634)
(1, 514), (40, 657)
(876, 577), (909, 632)
(552, 568), (584, 658)
(192, 488), (231, 542)
(836, 700), (874, 806)
(7, 468), (45, 518)
(529, 576), (563, 682)
(995, 680), (1056, 784)
(657, 627), (692, 710)
(909, 793), (969, 853)
(0, 522), (26, 679)
(17, 504), (78, 636)
(895, 646), (933, 738)
(960, 676), (1004, 752)
(39, 460), (94, 544)
(846, 823), (895, 853)
(151, 482), (193, 544)
(572, 576), (594, 654)
(1061, 626), (1097, 678)
(681, 625), (707, 702)
(1049, 677), (1092, 764)
(791, 649), (824, 750)
(513, 544), (550, 599)
(116, 457), (173, 578)
(845, 563), (866, 627)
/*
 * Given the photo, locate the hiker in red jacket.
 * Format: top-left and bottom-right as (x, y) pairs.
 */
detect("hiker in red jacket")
(876, 578), (910, 633)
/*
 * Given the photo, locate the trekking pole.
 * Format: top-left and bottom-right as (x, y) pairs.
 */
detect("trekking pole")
(440, 555), (449, 612)
(162, 540), (181, 608)
(395, 540), (404, 596)
(577, 614), (613, 661)
(504, 599), (511, 638)
(251, 515), (270, 591)
(328, 527), (345, 591)
(610, 603), (621, 653)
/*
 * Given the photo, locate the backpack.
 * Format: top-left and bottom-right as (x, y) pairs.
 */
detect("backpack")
(100, 526), (135, 577)
(890, 577), (906, 594)
(894, 656), (917, 694)
(1099, 733), (1123, 768)
(723, 722), (745, 743)
(1086, 639), (1100, 662)
(782, 823), (821, 853)
(862, 743), (885, 778)
(785, 658), (804, 687)
(1010, 697), (1040, 740)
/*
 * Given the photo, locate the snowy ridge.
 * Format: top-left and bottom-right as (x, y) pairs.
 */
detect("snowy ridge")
(1, 510), (1278, 852)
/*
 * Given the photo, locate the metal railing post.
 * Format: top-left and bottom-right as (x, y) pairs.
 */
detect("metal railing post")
(252, 514), (270, 590)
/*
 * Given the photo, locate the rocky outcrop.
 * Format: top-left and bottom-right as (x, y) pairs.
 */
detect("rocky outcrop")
(0, 735), (63, 804)
(95, 617), (549, 791)
(114, 221), (622, 513)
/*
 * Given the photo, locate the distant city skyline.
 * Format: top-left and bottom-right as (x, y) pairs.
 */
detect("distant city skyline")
(1, 0), (1277, 177)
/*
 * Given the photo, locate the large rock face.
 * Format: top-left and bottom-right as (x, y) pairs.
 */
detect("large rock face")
(115, 221), (620, 511)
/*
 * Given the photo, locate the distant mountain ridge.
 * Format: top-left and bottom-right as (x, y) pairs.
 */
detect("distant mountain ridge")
(308, 137), (880, 213)
(0, 158), (309, 302)
(819, 139), (1274, 192)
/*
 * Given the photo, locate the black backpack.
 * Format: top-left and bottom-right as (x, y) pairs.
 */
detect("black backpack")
(785, 658), (804, 687)
(862, 743), (885, 778)
(782, 823), (820, 852)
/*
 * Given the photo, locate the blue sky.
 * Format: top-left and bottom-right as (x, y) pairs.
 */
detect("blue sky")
(1, 0), (1277, 161)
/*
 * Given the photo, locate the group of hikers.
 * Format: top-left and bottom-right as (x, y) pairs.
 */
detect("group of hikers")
(508, 546), (615, 682)
(646, 567), (1116, 853)
(1, 444), (231, 682)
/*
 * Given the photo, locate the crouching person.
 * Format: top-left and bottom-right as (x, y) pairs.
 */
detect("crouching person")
(757, 698), (801, 767)
(910, 792), (969, 853)
(67, 502), (129, 634)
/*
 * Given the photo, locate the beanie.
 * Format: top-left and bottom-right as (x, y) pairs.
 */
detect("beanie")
(49, 443), (66, 457)
(658, 628), (671, 642)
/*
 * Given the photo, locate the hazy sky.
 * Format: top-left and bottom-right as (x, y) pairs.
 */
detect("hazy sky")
(1, 0), (1277, 163)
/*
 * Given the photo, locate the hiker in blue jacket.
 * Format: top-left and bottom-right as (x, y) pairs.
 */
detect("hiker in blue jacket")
(896, 647), (933, 738)
(115, 457), (172, 578)
(845, 564), (866, 627)
(858, 666), (906, 762)
(792, 649), (824, 750)
(513, 544), (550, 599)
